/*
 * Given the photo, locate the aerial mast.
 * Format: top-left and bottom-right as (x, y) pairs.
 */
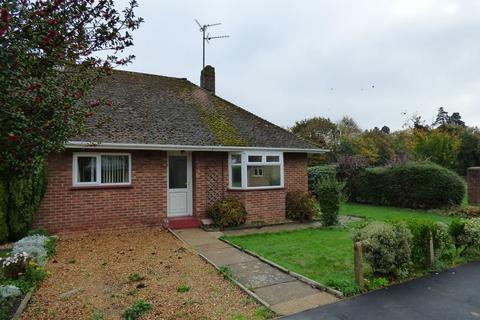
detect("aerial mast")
(195, 19), (229, 68)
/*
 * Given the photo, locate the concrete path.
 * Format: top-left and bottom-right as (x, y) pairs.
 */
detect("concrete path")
(171, 228), (338, 316)
(284, 261), (480, 320)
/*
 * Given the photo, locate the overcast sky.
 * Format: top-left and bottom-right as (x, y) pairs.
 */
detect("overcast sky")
(115, 0), (480, 130)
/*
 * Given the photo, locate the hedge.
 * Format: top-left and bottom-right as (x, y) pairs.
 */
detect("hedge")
(307, 165), (336, 194)
(0, 183), (8, 243)
(348, 161), (465, 209)
(1, 159), (47, 243)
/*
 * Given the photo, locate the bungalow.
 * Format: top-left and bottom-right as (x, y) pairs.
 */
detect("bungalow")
(34, 66), (326, 233)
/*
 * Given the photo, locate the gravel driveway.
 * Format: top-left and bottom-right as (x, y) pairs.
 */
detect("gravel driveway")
(21, 228), (263, 319)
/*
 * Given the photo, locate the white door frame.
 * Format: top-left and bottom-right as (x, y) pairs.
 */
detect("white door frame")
(167, 151), (193, 217)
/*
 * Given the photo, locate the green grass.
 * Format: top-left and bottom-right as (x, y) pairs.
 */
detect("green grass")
(340, 203), (455, 224)
(224, 227), (356, 284)
(224, 202), (457, 291)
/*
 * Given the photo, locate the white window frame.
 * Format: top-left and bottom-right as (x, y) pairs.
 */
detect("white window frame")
(72, 152), (132, 186)
(228, 151), (284, 190)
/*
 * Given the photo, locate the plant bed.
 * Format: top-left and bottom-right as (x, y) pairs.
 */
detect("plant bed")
(19, 229), (273, 320)
(1, 234), (57, 320)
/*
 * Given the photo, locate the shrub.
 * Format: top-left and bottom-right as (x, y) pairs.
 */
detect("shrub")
(285, 191), (318, 222)
(458, 218), (480, 250)
(307, 165), (336, 195)
(349, 161), (465, 209)
(6, 160), (47, 240)
(337, 155), (369, 181)
(26, 227), (50, 237)
(316, 178), (345, 226)
(449, 219), (466, 249)
(391, 219), (452, 264)
(0, 184), (8, 244)
(353, 221), (412, 277)
(207, 198), (247, 228)
(123, 300), (152, 320)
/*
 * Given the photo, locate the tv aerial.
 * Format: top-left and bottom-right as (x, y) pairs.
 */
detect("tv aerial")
(195, 19), (229, 68)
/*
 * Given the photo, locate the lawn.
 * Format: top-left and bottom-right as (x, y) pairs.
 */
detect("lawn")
(340, 203), (455, 224)
(224, 202), (457, 293)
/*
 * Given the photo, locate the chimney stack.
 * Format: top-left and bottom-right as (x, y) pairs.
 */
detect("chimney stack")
(200, 65), (215, 94)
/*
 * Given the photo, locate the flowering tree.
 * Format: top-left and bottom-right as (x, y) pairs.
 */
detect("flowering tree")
(0, 0), (143, 178)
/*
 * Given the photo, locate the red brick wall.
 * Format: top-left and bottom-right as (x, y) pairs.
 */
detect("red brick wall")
(34, 150), (167, 234)
(467, 167), (480, 205)
(36, 150), (308, 233)
(193, 152), (308, 223)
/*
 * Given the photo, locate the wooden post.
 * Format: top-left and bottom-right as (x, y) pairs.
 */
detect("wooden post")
(354, 241), (364, 290)
(427, 232), (434, 267)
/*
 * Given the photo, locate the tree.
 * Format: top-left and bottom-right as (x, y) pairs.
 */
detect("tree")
(354, 130), (395, 165)
(381, 126), (390, 134)
(457, 129), (480, 175)
(0, 0), (143, 178)
(449, 112), (465, 127)
(433, 107), (450, 127)
(290, 117), (337, 148)
(337, 116), (361, 138)
(413, 129), (461, 170)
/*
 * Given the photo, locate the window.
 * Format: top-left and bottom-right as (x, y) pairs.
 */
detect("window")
(73, 153), (131, 186)
(229, 152), (283, 189)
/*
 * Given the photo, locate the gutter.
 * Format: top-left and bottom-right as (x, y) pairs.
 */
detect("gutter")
(65, 141), (329, 154)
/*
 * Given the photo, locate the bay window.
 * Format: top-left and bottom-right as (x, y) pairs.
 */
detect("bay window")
(73, 153), (131, 186)
(229, 152), (283, 189)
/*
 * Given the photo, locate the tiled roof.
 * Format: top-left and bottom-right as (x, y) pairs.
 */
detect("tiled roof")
(73, 70), (322, 151)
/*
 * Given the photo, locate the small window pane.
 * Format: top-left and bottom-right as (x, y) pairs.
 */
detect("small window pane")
(248, 155), (262, 162)
(247, 165), (281, 187)
(77, 156), (96, 183)
(101, 155), (129, 184)
(231, 154), (242, 164)
(169, 156), (187, 189)
(232, 165), (242, 187)
(266, 155), (280, 163)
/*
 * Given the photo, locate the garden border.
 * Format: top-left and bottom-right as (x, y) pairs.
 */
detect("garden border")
(220, 237), (344, 298)
(167, 228), (273, 311)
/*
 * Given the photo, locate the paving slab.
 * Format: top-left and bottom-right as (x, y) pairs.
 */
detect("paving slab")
(253, 281), (319, 305)
(228, 259), (295, 289)
(173, 229), (223, 247)
(271, 292), (339, 316)
(198, 246), (257, 266)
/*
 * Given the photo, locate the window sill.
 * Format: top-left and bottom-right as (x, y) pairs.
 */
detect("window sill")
(227, 187), (284, 192)
(71, 184), (133, 190)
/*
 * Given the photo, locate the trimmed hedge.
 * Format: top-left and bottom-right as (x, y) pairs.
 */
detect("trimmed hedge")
(348, 162), (465, 209)
(0, 183), (8, 243)
(307, 165), (336, 194)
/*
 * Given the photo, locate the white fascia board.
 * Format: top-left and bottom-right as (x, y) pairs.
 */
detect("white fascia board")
(65, 141), (328, 154)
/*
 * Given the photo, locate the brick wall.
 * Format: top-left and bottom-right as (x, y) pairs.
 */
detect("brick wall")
(193, 152), (308, 223)
(467, 167), (480, 205)
(34, 150), (167, 234)
(36, 150), (308, 233)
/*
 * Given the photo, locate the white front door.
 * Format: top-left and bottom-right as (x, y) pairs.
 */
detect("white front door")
(167, 152), (192, 217)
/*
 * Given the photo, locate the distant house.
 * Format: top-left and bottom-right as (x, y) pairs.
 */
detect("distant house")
(35, 66), (326, 233)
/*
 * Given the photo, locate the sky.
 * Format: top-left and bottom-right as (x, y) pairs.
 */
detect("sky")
(114, 0), (480, 131)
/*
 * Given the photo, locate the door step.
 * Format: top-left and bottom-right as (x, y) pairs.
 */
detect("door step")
(167, 217), (201, 229)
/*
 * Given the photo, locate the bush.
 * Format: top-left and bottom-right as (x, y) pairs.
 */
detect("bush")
(0, 184), (8, 244)
(353, 221), (412, 277)
(449, 219), (466, 249)
(349, 161), (465, 209)
(285, 191), (318, 222)
(458, 218), (480, 250)
(316, 178), (345, 226)
(325, 279), (362, 296)
(5, 159), (47, 240)
(207, 197), (247, 228)
(391, 219), (452, 264)
(307, 165), (336, 195)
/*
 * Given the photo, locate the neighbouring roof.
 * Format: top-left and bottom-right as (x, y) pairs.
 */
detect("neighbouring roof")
(71, 70), (324, 152)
